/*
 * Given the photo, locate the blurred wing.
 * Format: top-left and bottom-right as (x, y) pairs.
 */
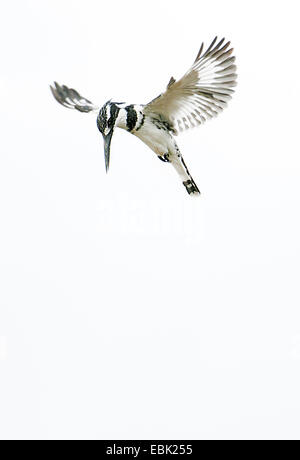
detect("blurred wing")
(144, 37), (237, 135)
(50, 82), (99, 113)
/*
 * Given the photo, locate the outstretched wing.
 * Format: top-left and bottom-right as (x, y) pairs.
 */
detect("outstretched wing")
(144, 37), (237, 135)
(50, 82), (99, 113)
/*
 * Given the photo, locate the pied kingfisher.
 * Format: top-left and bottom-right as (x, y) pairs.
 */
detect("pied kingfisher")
(50, 37), (237, 196)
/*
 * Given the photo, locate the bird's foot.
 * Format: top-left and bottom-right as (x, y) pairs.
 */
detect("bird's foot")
(158, 153), (170, 163)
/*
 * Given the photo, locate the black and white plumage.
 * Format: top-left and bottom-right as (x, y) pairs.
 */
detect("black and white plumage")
(50, 37), (237, 196)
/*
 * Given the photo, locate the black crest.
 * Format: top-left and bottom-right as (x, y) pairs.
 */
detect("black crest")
(97, 101), (109, 134)
(97, 101), (121, 134)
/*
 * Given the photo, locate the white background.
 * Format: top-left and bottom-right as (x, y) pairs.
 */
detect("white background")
(0, 0), (300, 440)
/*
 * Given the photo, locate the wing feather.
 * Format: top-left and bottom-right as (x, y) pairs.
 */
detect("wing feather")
(145, 37), (237, 134)
(50, 82), (99, 113)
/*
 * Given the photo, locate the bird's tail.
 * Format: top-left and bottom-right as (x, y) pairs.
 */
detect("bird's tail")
(182, 177), (200, 196)
(170, 147), (200, 196)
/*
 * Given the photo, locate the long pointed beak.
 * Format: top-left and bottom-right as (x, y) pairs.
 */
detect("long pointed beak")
(103, 130), (113, 173)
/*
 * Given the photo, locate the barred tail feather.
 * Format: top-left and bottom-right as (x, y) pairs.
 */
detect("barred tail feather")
(183, 177), (200, 196)
(169, 146), (200, 196)
(180, 156), (200, 196)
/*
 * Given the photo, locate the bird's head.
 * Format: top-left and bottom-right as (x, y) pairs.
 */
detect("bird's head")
(97, 101), (121, 172)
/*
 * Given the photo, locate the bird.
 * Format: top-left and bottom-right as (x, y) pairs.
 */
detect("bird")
(50, 36), (237, 196)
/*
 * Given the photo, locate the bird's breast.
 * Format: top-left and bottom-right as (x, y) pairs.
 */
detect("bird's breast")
(133, 118), (173, 156)
(115, 104), (144, 132)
